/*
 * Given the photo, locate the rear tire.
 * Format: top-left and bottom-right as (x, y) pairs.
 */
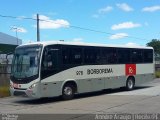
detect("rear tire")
(62, 84), (75, 100)
(126, 77), (135, 91)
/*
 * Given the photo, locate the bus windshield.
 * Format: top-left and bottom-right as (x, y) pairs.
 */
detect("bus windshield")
(11, 45), (42, 79)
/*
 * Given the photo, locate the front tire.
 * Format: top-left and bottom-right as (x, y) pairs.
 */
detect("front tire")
(126, 77), (135, 91)
(62, 84), (75, 100)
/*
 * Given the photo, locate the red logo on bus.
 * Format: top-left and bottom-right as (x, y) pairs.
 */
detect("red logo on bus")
(125, 64), (136, 76)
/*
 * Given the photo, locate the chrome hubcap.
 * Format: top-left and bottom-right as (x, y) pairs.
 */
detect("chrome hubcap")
(64, 87), (72, 96)
(128, 79), (133, 89)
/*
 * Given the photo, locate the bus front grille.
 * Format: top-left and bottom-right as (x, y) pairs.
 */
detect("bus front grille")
(14, 91), (27, 97)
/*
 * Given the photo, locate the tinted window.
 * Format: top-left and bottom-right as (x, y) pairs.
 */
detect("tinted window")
(84, 48), (96, 64)
(71, 48), (82, 64)
(131, 49), (143, 63)
(62, 47), (70, 64)
(41, 45), (60, 79)
(100, 48), (118, 64)
(144, 49), (153, 63)
(117, 48), (131, 64)
(101, 48), (108, 64)
(62, 47), (82, 65)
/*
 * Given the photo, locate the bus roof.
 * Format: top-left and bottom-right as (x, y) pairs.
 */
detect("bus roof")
(19, 41), (153, 49)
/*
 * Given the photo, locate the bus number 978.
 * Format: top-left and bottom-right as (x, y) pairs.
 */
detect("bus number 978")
(76, 71), (83, 76)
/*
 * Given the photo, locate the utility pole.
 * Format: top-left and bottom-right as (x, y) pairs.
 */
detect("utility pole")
(15, 28), (18, 45)
(37, 14), (40, 42)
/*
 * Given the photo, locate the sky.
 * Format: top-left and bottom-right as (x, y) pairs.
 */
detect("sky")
(0, 0), (160, 46)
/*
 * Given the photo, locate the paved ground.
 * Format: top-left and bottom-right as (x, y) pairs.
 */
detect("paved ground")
(0, 78), (160, 120)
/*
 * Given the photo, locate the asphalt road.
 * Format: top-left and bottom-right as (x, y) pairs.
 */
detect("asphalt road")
(0, 78), (160, 120)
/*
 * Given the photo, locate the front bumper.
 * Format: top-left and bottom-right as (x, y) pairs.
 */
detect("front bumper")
(10, 87), (40, 98)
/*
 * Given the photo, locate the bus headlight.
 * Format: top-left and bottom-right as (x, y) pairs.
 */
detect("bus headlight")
(29, 83), (37, 89)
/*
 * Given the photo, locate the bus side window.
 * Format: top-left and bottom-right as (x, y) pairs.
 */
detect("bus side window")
(71, 48), (82, 64)
(144, 49), (153, 63)
(41, 49), (48, 70)
(41, 50), (52, 71)
(131, 49), (143, 63)
(101, 48), (108, 64)
(107, 48), (117, 64)
(62, 48), (70, 64)
(84, 48), (97, 64)
(46, 52), (53, 68)
(41, 46), (59, 79)
(117, 48), (131, 64)
(62, 47), (82, 65)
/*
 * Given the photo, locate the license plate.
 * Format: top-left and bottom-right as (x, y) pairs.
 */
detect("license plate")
(13, 83), (19, 88)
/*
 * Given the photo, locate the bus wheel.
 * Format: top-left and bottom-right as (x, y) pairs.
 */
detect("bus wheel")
(62, 84), (75, 100)
(126, 77), (135, 91)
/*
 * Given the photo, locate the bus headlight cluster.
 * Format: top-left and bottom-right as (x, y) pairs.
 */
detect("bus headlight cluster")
(29, 83), (37, 89)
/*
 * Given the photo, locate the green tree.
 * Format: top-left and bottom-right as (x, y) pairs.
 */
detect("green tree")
(146, 39), (160, 58)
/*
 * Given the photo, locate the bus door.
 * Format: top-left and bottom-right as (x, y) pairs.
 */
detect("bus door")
(40, 45), (61, 97)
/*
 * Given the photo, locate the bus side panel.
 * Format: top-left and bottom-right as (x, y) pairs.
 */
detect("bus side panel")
(77, 79), (92, 93)
(39, 63), (154, 98)
(40, 79), (63, 97)
(104, 76), (126, 89)
(77, 78), (105, 93)
(135, 63), (154, 86)
(136, 64), (154, 75)
(134, 74), (154, 86)
(91, 78), (105, 92)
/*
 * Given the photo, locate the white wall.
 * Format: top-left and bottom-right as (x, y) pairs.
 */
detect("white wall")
(0, 32), (22, 45)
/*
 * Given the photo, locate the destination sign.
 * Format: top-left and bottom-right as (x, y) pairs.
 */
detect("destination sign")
(87, 68), (113, 75)
(76, 68), (113, 76)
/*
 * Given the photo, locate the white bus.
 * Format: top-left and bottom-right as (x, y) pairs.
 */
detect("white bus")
(10, 41), (154, 99)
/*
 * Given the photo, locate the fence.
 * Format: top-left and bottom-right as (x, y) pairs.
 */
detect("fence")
(155, 64), (160, 71)
(0, 64), (11, 87)
(0, 74), (10, 87)
(0, 53), (13, 87)
(0, 64), (11, 74)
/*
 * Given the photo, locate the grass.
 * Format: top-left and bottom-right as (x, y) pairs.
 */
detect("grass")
(0, 86), (10, 98)
(155, 71), (160, 78)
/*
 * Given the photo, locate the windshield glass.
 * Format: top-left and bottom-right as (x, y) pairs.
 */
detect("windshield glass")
(11, 45), (42, 78)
